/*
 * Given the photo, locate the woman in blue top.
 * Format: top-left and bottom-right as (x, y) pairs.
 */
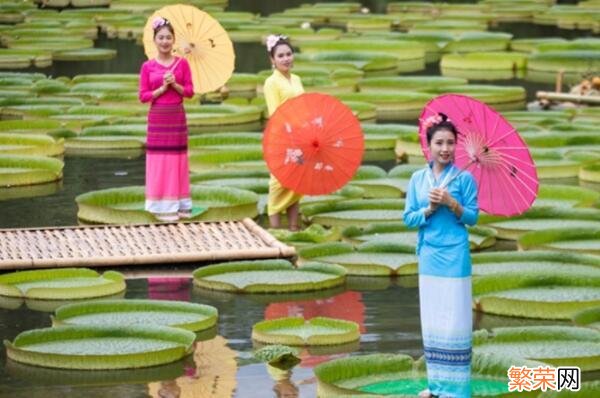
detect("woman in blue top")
(403, 113), (479, 398)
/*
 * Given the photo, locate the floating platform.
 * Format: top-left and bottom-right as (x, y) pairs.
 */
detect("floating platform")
(0, 218), (295, 270)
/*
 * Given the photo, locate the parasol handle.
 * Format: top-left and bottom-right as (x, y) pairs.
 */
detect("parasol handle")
(440, 159), (474, 189)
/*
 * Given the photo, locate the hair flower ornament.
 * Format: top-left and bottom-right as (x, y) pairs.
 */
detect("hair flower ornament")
(421, 114), (449, 129)
(266, 34), (287, 52)
(152, 17), (168, 30)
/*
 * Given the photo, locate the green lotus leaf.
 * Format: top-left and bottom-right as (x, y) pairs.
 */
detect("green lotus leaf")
(441, 32), (513, 53)
(535, 184), (600, 208)
(254, 344), (300, 370)
(300, 240), (417, 276)
(341, 222), (496, 251)
(5, 354), (186, 387)
(0, 133), (64, 156)
(252, 316), (360, 346)
(189, 146), (265, 172)
(510, 37), (567, 53)
(303, 198), (406, 227)
(66, 136), (144, 150)
(193, 259), (346, 293)
(528, 51), (600, 73)
(189, 132), (262, 148)
(297, 51), (402, 73)
(473, 263), (600, 320)
(71, 74), (138, 84)
(441, 52), (527, 74)
(580, 162), (600, 183)
(337, 91), (432, 121)
(5, 324), (195, 370)
(268, 224), (342, 246)
(423, 84), (526, 110)
(0, 154), (63, 187)
(518, 227), (600, 254)
(572, 307), (600, 331)
(76, 185), (258, 224)
(81, 124), (146, 137)
(185, 104), (262, 127)
(314, 352), (539, 397)
(473, 326), (600, 371)
(299, 39), (426, 61)
(54, 48), (116, 61)
(359, 76), (467, 93)
(53, 299), (217, 332)
(0, 268), (125, 300)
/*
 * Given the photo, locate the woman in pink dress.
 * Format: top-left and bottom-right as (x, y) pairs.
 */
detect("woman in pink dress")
(139, 17), (194, 222)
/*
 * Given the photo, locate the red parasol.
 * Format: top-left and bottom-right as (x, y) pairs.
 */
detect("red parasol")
(263, 93), (364, 196)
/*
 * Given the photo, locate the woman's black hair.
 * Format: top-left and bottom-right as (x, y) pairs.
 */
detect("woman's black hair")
(426, 112), (459, 145)
(268, 36), (293, 58)
(153, 18), (175, 38)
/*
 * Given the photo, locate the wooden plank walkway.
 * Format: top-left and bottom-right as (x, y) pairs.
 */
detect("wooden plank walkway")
(0, 218), (295, 270)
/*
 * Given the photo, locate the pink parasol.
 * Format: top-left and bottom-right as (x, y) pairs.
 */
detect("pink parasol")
(418, 94), (538, 216)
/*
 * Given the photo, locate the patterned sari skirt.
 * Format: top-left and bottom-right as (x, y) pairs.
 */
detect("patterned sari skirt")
(145, 103), (191, 216)
(419, 242), (472, 398)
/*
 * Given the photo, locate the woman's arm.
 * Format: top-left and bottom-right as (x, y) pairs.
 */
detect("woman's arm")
(434, 174), (478, 225)
(139, 63), (167, 103)
(403, 175), (432, 228)
(263, 78), (280, 117)
(457, 174), (478, 225)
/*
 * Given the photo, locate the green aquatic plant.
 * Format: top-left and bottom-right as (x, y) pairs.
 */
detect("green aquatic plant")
(252, 316), (360, 346)
(5, 324), (195, 370)
(0, 268), (125, 300)
(53, 299), (218, 332)
(193, 259), (346, 293)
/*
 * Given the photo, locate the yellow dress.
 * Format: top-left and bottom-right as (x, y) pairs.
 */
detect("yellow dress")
(263, 69), (304, 216)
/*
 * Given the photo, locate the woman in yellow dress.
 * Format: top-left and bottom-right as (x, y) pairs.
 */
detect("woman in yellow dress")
(263, 34), (304, 231)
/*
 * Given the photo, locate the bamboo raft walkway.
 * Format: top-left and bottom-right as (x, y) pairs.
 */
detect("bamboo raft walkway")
(0, 218), (296, 270)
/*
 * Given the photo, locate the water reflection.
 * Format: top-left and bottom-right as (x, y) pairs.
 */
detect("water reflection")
(147, 336), (237, 398)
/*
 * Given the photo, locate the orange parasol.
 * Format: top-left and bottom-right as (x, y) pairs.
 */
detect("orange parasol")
(143, 4), (235, 94)
(263, 93), (364, 195)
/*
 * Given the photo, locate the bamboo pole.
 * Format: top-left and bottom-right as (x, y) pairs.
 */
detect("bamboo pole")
(536, 91), (600, 105)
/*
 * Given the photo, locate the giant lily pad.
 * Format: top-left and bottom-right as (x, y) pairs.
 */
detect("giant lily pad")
(518, 227), (600, 255)
(193, 259), (346, 293)
(0, 268), (126, 300)
(0, 154), (63, 187)
(473, 326), (600, 371)
(252, 317), (360, 346)
(573, 307), (600, 331)
(479, 207), (600, 240)
(4, 324), (195, 370)
(302, 198), (406, 227)
(53, 299), (218, 332)
(314, 353), (543, 397)
(472, 254), (600, 320)
(299, 241), (417, 276)
(0, 133), (64, 156)
(76, 185), (258, 224)
(342, 222), (497, 251)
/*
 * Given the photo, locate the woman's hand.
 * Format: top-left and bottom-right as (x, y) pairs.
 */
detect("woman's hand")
(430, 188), (462, 215)
(164, 72), (175, 86)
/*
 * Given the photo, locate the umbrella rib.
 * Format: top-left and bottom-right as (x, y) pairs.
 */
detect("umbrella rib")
(493, 152), (538, 183)
(493, 150), (536, 168)
(496, 165), (533, 213)
(490, 166), (519, 216)
(497, 162), (539, 199)
(483, 126), (519, 149)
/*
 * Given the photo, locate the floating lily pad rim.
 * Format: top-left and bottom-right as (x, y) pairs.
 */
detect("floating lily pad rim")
(53, 299), (218, 331)
(252, 316), (360, 346)
(5, 324), (195, 370)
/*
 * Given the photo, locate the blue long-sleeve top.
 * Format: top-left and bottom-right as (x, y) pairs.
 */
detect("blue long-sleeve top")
(403, 163), (478, 255)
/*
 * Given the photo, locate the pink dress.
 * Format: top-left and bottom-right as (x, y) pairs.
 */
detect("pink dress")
(139, 57), (194, 216)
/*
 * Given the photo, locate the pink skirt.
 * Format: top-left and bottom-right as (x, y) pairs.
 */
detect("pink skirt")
(145, 103), (191, 214)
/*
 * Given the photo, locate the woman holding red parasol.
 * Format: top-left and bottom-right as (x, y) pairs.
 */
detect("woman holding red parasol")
(263, 34), (304, 231)
(403, 113), (479, 398)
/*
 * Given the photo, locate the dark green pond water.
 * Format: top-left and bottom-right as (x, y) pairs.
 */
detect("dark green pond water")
(0, 1), (598, 397)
